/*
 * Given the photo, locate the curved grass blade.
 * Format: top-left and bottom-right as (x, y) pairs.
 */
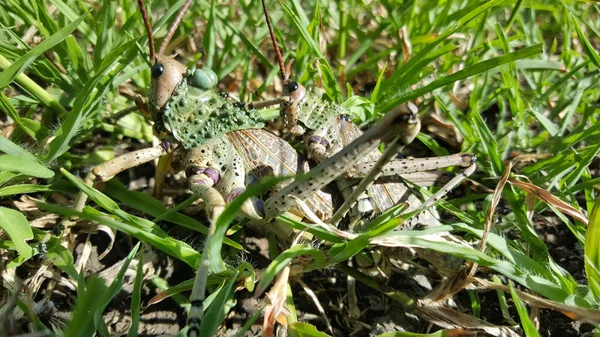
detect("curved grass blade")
(103, 181), (242, 251)
(204, 176), (288, 275)
(0, 155), (54, 178)
(255, 244), (326, 296)
(127, 246), (144, 337)
(92, 243), (141, 336)
(569, 12), (600, 69)
(37, 201), (200, 268)
(64, 276), (107, 337)
(0, 134), (36, 160)
(509, 281), (541, 337)
(378, 44), (543, 113)
(0, 12), (87, 89)
(198, 271), (239, 337)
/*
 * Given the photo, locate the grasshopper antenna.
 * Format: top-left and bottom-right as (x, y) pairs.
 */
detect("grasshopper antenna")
(137, 0), (155, 61)
(261, 0), (288, 82)
(158, 0), (194, 55)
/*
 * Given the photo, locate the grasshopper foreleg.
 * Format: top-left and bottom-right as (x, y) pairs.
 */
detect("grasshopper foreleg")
(73, 142), (171, 211)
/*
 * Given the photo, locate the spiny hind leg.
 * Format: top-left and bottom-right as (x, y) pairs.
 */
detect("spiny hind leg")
(263, 105), (420, 221)
(346, 153), (477, 226)
(183, 140), (261, 222)
(73, 142), (172, 211)
(184, 140), (266, 334)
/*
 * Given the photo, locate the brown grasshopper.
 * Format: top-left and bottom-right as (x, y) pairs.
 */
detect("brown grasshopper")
(70, 1), (430, 335)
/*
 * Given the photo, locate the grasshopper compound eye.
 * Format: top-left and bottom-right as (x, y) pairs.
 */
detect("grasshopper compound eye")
(285, 81), (306, 102)
(152, 63), (165, 79)
(286, 81), (299, 92)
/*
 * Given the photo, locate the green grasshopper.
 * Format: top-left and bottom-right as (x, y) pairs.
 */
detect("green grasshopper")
(257, 0), (477, 229)
(71, 1), (428, 335)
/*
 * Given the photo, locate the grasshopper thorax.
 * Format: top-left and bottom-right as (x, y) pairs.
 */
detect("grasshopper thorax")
(138, 0), (257, 149)
(148, 55), (218, 121)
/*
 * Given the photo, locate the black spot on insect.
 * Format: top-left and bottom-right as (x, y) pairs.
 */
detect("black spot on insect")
(152, 63), (164, 79)
(286, 81), (299, 92)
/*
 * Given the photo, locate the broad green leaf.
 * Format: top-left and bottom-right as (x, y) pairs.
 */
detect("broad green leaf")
(0, 155), (54, 178)
(289, 322), (330, 337)
(0, 207), (34, 265)
(0, 135), (37, 160)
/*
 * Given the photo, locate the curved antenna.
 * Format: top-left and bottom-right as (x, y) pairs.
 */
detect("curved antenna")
(261, 0), (288, 81)
(158, 0), (194, 55)
(137, 0), (155, 61)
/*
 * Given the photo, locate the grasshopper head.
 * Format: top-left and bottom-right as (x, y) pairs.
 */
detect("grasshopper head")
(283, 79), (306, 102)
(149, 55), (186, 113)
(138, 0), (194, 118)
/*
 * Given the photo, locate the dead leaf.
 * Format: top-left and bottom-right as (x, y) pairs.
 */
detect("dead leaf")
(508, 178), (588, 225)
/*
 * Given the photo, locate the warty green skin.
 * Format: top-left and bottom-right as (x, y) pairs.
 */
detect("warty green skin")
(152, 68), (335, 222)
(158, 70), (265, 149)
(295, 87), (345, 131)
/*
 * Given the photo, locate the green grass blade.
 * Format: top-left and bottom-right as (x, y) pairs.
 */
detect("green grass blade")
(0, 184), (53, 197)
(198, 271), (239, 336)
(0, 92), (41, 140)
(255, 244), (326, 296)
(509, 281), (541, 337)
(93, 243), (141, 336)
(0, 12), (87, 89)
(586, 197), (600, 301)
(569, 12), (600, 69)
(0, 155), (54, 178)
(0, 134), (37, 160)
(40, 201), (201, 268)
(377, 44), (543, 113)
(44, 39), (137, 162)
(127, 246), (144, 337)
(289, 322), (330, 337)
(64, 276), (107, 337)
(205, 176), (288, 274)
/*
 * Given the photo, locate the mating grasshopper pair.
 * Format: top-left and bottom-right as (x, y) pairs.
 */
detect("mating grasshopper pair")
(71, 0), (476, 335)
